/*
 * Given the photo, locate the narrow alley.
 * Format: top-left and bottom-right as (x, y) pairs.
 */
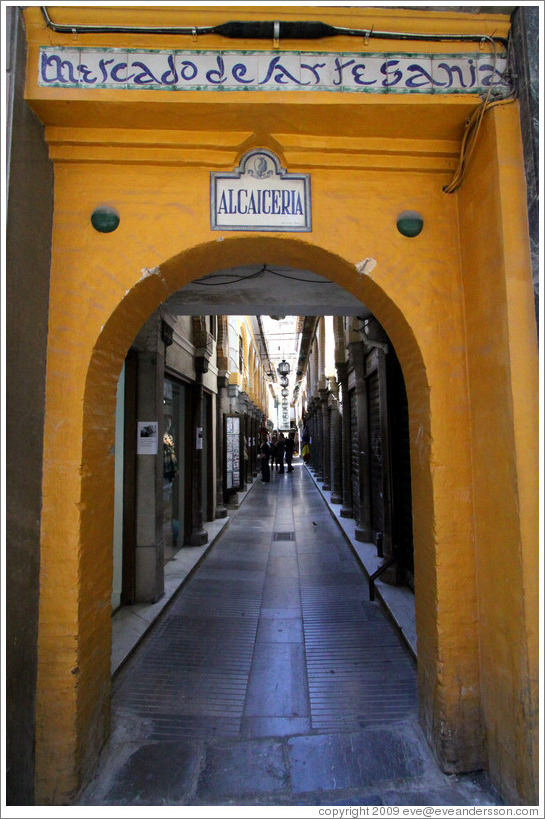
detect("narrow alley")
(78, 462), (501, 808)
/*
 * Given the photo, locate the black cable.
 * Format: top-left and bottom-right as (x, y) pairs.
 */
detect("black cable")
(270, 270), (334, 284)
(193, 265), (334, 286)
(40, 7), (509, 49)
(192, 266), (269, 286)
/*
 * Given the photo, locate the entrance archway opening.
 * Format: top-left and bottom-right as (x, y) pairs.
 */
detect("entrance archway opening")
(80, 237), (436, 795)
(114, 260), (415, 592)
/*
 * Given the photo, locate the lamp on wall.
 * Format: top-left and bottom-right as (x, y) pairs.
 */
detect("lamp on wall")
(396, 210), (423, 237)
(91, 205), (120, 233)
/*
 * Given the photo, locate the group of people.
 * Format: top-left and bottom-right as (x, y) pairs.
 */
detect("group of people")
(257, 429), (296, 483)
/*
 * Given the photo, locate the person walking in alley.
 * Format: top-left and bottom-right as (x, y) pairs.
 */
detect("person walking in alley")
(285, 430), (295, 472)
(257, 429), (271, 483)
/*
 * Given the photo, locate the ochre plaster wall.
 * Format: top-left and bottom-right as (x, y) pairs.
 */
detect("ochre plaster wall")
(458, 104), (539, 805)
(22, 5), (537, 807)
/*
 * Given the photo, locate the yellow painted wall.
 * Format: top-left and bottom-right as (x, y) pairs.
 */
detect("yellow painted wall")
(458, 104), (539, 804)
(22, 5), (537, 807)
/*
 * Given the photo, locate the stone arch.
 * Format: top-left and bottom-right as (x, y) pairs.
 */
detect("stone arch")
(39, 234), (444, 802)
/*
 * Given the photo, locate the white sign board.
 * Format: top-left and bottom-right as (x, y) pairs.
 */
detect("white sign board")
(137, 421), (158, 454)
(211, 149), (311, 232)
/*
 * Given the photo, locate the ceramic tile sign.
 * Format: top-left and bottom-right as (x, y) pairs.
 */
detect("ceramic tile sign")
(38, 48), (511, 95)
(211, 149), (311, 232)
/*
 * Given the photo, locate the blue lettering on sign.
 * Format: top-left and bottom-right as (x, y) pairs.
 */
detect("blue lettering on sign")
(217, 189), (304, 216)
(206, 56), (227, 84)
(381, 59), (403, 87)
(98, 58), (114, 84)
(232, 62), (254, 84)
(435, 60), (477, 89)
(78, 63), (97, 85)
(301, 61), (327, 85)
(180, 61), (198, 81)
(404, 63), (435, 88)
(41, 52), (79, 84)
(351, 62), (377, 86)
(112, 62), (131, 83)
(237, 189), (247, 214)
(38, 48), (510, 95)
(260, 56), (300, 85)
(131, 61), (160, 84)
(479, 62), (510, 87)
(333, 58), (354, 86)
(161, 55), (178, 85)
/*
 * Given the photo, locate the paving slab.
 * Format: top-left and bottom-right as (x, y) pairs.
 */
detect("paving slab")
(196, 738), (288, 800)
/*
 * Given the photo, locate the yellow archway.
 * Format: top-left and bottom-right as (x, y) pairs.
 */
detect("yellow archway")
(37, 233), (472, 801)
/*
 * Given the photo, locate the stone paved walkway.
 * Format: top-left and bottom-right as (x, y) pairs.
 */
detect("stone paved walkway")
(77, 463), (502, 809)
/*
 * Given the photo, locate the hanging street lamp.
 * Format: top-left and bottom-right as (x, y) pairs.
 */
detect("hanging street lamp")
(277, 359), (290, 376)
